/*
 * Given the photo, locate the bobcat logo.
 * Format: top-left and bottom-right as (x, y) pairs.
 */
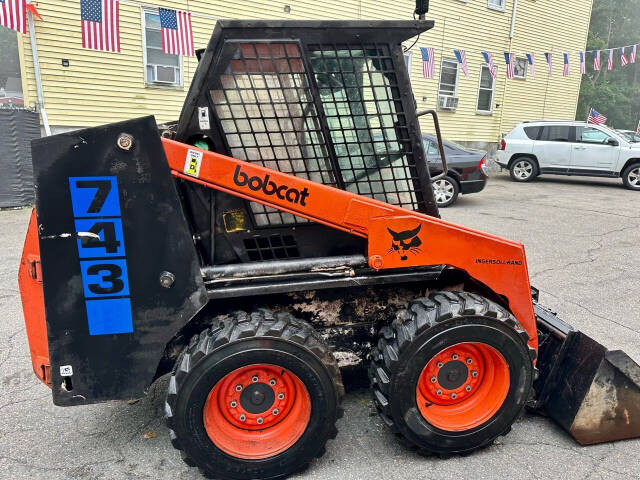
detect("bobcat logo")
(386, 224), (422, 261)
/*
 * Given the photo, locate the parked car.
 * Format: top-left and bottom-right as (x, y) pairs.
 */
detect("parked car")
(422, 134), (488, 207)
(496, 121), (640, 190)
(617, 130), (640, 143)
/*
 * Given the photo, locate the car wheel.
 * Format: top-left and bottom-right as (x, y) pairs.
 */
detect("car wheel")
(622, 163), (640, 190)
(433, 176), (459, 207)
(509, 158), (538, 182)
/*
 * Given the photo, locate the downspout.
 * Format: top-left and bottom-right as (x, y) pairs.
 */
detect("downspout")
(510, 0), (518, 38)
(27, 8), (50, 136)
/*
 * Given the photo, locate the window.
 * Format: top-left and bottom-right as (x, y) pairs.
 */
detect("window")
(540, 126), (571, 142)
(438, 58), (458, 97)
(404, 52), (412, 73)
(476, 65), (495, 113)
(577, 127), (610, 144)
(524, 126), (541, 140)
(488, 0), (505, 11)
(143, 10), (182, 86)
(423, 140), (439, 155)
(514, 57), (527, 79)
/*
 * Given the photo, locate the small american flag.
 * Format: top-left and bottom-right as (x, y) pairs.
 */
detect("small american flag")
(159, 7), (194, 56)
(0, 0), (26, 34)
(454, 49), (468, 77)
(481, 52), (497, 79)
(526, 53), (535, 77)
(420, 47), (435, 78)
(545, 53), (553, 75)
(607, 49), (614, 70)
(594, 50), (601, 71)
(504, 52), (515, 79)
(588, 108), (607, 125)
(636, 120), (640, 136)
(81, 0), (120, 52)
(563, 53), (570, 76)
(631, 45), (637, 64)
(579, 52), (586, 74)
(620, 47), (629, 67)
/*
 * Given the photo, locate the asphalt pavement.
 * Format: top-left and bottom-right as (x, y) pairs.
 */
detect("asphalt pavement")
(1, 171), (639, 480)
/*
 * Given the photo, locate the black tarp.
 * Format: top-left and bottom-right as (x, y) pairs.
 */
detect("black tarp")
(0, 109), (40, 207)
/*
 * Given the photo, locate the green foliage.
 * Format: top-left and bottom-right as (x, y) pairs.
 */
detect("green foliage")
(576, 0), (640, 130)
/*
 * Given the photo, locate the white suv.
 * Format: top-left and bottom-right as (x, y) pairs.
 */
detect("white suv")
(496, 121), (640, 190)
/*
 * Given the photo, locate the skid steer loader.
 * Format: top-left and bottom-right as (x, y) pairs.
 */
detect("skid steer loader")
(18, 8), (640, 480)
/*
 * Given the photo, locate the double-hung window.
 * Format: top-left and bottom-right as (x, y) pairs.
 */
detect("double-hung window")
(142, 9), (182, 86)
(476, 65), (495, 113)
(438, 58), (458, 97)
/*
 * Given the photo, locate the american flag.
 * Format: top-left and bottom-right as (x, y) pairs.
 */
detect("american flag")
(504, 52), (515, 79)
(579, 52), (586, 74)
(454, 49), (469, 77)
(526, 53), (535, 77)
(159, 8), (194, 56)
(420, 47), (435, 78)
(563, 53), (570, 76)
(607, 49), (614, 70)
(636, 120), (640, 136)
(545, 53), (553, 75)
(0, 0), (26, 34)
(631, 45), (637, 64)
(482, 52), (497, 79)
(594, 50), (601, 71)
(81, 0), (120, 52)
(588, 108), (607, 125)
(620, 47), (629, 66)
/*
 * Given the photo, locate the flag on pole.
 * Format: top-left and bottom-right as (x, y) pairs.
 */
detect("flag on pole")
(504, 52), (515, 78)
(631, 45), (637, 64)
(621, 47), (629, 66)
(636, 120), (640, 136)
(0, 0), (27, 34)
(563, 53), (570, 76)
(80, 0), (120, 52)
(159, 7), (194, 56)
(588, 108), (607, 125)
(579, 52), (586, 74)
(481, 52), (497, 79)
(607, 49), (614, 70)
(420, 47), (435, 78)
(525, 53), (535, 77)
(454, 49), (469, 77)
(545, 53), (553, 75)
(594, 50), (601, 71)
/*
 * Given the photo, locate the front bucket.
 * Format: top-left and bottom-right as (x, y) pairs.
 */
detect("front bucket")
(532, 300), (640, 445)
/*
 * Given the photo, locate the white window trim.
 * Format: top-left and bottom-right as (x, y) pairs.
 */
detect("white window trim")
(438, 57), (459, 97)
(476, 65), (495, 115)
(141, 7), (184, 88)
(488, 0), (506, 12)
(514, 56), (527, 80)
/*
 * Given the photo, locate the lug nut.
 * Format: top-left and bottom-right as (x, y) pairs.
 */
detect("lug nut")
(278, 393), (285, 400)
(257, 417), (264, 424)
(269, 379), (276, 386)
(465, 385), (472, 392)
(230, 401), (237, 408)
(451, 393), (457, 399)
(437, 362), (443, 368)
(235, 384), (243, 391)
(430, 376), (436, 383)
(436, 389), (443, 396)
(252, 376), (259, 383)
(272, 408), (279, 415)
(466, 358), (473, 364)
(452, 354), (458, 360)
(239, 414), (246, 421)
(471, 371), (478, 378)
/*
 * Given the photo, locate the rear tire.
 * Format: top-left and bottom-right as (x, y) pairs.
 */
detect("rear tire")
(509, 157), (538, 182)
(166, 310), (343, 480)
(622, 163), (640, 190)
(369, 291), (535, 456)
(432, 176), (460, 208)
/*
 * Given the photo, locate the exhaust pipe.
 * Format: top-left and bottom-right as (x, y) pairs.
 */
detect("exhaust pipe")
(532, 299), (640, 444)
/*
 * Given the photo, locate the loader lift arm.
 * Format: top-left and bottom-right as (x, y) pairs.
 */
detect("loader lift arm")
(163, 138), (538, 353)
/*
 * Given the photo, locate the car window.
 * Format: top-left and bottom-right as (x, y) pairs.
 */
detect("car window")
(423, 139), (440, 155)
(577, 127), (609, 144)
(524, 126), (541, 140)
(539, 126), (571, 142)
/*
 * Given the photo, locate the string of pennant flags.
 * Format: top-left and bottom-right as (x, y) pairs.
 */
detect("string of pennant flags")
(420, 45), (639, 80)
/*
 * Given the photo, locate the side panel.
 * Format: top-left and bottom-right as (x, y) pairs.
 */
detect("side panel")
(31, 116), (208, 405)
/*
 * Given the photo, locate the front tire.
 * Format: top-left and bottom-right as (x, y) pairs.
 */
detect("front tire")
(432, 176), (460, 207)
(509, 157), (538, 182)
(622, 163), (640, 190)
(166, 310), (343, 480)
(369, 292), (535, 456)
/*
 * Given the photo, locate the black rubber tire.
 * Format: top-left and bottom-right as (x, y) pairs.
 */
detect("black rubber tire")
(369, 291), (535, 456)
(165, 309), (344, 480)
(509, 157), (538, 182)
(433, 175), (460, 208)
(621, 162), (640, 190)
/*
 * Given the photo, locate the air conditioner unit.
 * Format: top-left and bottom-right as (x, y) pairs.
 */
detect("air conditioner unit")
(147, 64), (179, 84)
(438, 95), (459, 111)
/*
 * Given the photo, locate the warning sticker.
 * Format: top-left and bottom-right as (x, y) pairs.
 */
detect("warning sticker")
(60, 365), (73, 376)
(183, 149), (203, 177)
(198, 106), (211, 129)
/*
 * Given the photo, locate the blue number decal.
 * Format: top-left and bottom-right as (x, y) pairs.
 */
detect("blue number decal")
(69, 176), (134, 335)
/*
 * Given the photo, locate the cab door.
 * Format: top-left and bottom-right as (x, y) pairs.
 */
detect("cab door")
(532, 125), (573, 170)
(571, 126), (620, 172)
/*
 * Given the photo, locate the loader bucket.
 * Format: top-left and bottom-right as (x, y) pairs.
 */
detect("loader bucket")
(532, 301), (640, 444)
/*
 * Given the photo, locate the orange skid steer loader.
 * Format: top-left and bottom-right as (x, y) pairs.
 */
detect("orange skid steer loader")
(18, 13), (640, 480)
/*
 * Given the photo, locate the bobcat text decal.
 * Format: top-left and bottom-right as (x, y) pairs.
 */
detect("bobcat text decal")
(386, 224), (422, 261)
(233, 165), (310, 206)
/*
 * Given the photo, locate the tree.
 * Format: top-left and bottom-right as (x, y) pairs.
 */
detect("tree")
(576, 0), (640, 130)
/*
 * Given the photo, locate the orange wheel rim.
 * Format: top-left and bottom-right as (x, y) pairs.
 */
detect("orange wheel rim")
(416, 343), (510, 432)
(203, 364), (311, 460)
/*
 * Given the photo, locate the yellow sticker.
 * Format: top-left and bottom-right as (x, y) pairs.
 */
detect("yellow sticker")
(183, 149), (203, 177)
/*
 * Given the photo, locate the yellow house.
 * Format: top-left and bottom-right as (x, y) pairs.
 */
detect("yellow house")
(16, 0), (593, 152)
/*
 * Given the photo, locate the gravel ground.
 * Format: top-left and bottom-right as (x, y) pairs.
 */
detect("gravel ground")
(1, 171), (639, 480)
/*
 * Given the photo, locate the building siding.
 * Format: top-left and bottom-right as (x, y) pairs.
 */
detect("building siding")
(18, 0), (592, 143)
